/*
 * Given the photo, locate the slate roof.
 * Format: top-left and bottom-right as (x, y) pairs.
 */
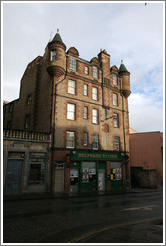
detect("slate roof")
(52, 32), (63, 43)
(119, 63), (129, 73)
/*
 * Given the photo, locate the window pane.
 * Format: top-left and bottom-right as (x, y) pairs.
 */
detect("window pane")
(84, 84), (88, 96)
(67, 104), (75, 120)
(84, 132), (88, 146)
(113, 74), (117, 85)
(25, 115), (30, 129)
(51, 50), (56, 61)
(93, 66), (98, 78)
(114, 136), (120, 149)
(113, 93), (118, 106)
(29, 161), (45, 184)
(66, 131), (75, 148)
(69, 56), (76, 71)
(113, 113), (119, 127)
(68, 80), (76, 94)
(92, 87), (98, 100)
(84, 107), (88, 119)
(92, 109), (98, 124)
(92, 134), (99, 149)
(85, 66), (89, 74)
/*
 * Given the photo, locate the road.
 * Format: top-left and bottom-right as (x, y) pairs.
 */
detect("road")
(3, 190), (163, 243)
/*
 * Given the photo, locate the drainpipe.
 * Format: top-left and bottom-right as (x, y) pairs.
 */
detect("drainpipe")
(120, 78), (128, 189)
(50, 56), (68, 193)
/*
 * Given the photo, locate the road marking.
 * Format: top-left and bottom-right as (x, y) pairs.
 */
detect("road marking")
(121, 205), (157, 211)
(67, 217), (161, 243)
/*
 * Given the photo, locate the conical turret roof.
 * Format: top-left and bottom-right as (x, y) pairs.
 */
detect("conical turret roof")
(119, 60), (129, 73)
(49, 29), (66, 50)
(52, 31), (63, 43)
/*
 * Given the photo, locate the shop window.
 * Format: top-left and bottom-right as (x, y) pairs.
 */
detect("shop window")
(113, 74), (118, 85)
(111, 162), (122, 180)
(26, 95), (32, 106)
(114, 136), (120, 150)
(113, 93), (118, 106)
(68, 80), (76, 95)
(92, 109), (99, 124)
(84, 84), (88, 96)
(82, 162), (96, 183)
(28, 158), (45, 184)
(92, 87), (98, 100)
(25, 114), (30, 130)
(69, 56), (76, 71)
(93, 66), (98, 78)
(92, 134), (99, 150)
(85, 66), (89, 75)
(70, 169), (78, 185)
(83, 132), (88, 146)
(67, 103), (75, 120)
(50, 50), (56, 61)
(113, 113), (119, 127)
(66, 131), (75, 148)
(84, 106), (88, 119)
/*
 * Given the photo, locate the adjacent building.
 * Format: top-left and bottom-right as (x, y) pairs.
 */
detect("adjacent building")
(129, 131), (163, 188)
(3, 30), (131, 195)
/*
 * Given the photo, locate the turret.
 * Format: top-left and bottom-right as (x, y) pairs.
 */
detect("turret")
(118, 60), (131, 98)
(47, 29), (66, 77)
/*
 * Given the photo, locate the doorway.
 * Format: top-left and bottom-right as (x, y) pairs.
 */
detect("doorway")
(5, 159), (23, 192)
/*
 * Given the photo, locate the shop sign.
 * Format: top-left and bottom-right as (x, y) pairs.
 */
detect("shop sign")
(70, 151), (123, 161)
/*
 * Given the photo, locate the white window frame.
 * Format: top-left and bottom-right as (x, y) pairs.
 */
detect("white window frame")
(92, 87), (98, 101)
(85, 66), (89, 75)
(51, 50), (56, 61)
(84, 84), (88, 96)
(84, 106), (88, 119)
(113, 74), (118, 85)
(113, 93), (118, 106)
(68, 80), (76, 95)
(92, 134), (99, 150)
(113, 113), (119, 127)
(67, 103), (75, 120)
(83, 132), (88, 146)
(93, 66), (98, 78)
(114, 136), (120, 150)
(66, 131), (75, 149)
(92, 109), (99, 124)
(69, 56), (76, 71)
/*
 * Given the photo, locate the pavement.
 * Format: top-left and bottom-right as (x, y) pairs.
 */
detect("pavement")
(3, 186), (163, 201)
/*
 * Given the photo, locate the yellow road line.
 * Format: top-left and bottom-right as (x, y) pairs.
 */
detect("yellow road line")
(67, 217), (162, 243)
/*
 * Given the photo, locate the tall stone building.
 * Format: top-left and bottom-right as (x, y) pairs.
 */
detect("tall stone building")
(3, 30), (131, 194)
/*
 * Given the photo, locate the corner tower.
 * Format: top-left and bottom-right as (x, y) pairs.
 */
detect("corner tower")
(47, 30), (66, 77)
(119, 61), (131, 98)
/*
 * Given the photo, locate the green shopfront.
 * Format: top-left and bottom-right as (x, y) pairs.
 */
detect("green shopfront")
(69, 151), (124, 193)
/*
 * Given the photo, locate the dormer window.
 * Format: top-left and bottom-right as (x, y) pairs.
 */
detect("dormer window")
(69, 56), (76, 71)
(113, 74), (118, 86)
(50, 50), (56, 61)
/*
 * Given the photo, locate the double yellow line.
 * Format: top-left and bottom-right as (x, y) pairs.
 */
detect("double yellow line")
(67, 217), (162, 243)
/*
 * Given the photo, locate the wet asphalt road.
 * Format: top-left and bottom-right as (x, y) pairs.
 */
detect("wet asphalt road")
(3, 190), (163, 244)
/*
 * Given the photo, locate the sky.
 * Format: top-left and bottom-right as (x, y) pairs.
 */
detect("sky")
(2, 1), (164, 133)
